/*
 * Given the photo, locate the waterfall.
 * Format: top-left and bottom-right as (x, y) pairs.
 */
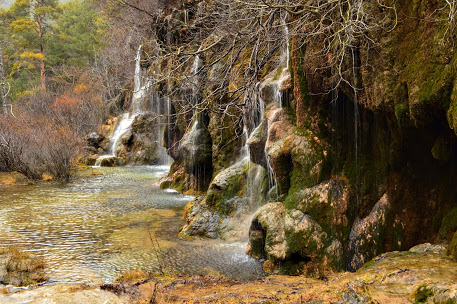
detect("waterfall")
(95, 45), (171, 166)
(271, 13), (290, 109)
(106, 46), (149, 156)
(351, 47), (360, 210)
(184, 9), (189, 25)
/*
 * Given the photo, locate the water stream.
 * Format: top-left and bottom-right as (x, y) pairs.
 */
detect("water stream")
(0, 167), (264, 284)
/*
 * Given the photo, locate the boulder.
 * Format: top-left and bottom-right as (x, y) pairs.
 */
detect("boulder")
(346, 193), (401, 271)
(247, 179), (350, 275)
(180, 161), (268, 240)
(246, 202), (286, 261)
(179, 198), (221, 239)
(98, 156), (121, 167)
(246, 201), (344, 276)
(86, 132), (106, 149)
(286, 179), (349, 241)
(246, 120), (268, 168)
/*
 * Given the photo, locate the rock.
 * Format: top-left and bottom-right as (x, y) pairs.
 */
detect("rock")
(264, 106), (294, 195)
(179, 198), (221, 239)
(246, 202), (286, 261)
(84, 156), (98, 166)
(246, 120), (268, 168)
(346, 193), (396, 271)
(86, 132), (106, 149)
(262, 103), (327, 196)
(410, 243), (446, 254)
(181, 161), (267, 240)
(247, 179), (349, 274)
(411, 283), (457, 304)
(447, 232), (457, 259)
(180, 118), (213, 175)
(99, 156), (121, 167)
(84, 146), (99, 155)
(287, 179), (349, 242)
(121, 129), (134, 146)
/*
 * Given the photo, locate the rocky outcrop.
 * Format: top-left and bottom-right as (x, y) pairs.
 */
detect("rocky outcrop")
(179, 197), (221, 239)
(116, 113), (169, 165)
(83, 133), (107, 165)
(180, 160), (268, 240)
(151, 0), (457, 276)
(346, 194), (402, 271)
(247, 179), (349, 276)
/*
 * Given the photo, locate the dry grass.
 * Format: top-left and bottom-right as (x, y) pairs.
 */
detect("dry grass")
(2, 246), (48, 286)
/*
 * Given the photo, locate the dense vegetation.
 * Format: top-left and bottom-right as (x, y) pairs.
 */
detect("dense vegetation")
(0, 0), (144, 180)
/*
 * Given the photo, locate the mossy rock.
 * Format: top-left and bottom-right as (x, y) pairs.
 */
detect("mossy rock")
(439, 208), (457, 241)
(285, 179), (349, 243)
(446, 231), (457, 260)
(411, 284), (435, 303)
(206, 161), (267, 216)
(160, 180), (172, 189)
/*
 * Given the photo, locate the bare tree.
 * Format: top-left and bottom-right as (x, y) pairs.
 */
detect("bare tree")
(0, 42), (7, 115)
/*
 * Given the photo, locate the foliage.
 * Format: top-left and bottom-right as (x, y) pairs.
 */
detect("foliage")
(0, 95), (83, 181)
(47, 0), (101, 67)
(2, 246), (48, 286)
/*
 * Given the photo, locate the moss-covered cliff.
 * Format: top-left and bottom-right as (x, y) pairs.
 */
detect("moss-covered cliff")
(143, 0), (457, 276)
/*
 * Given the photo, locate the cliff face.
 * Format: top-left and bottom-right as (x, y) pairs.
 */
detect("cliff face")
(147, 0), (457, 275)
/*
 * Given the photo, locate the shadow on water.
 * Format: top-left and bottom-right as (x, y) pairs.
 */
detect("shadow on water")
(0, 166), (264, 284)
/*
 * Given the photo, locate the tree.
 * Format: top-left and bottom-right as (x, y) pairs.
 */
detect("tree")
(48, 0), (101, 68)
(8, 0), (59, 91)
(0, 43), (7, 115)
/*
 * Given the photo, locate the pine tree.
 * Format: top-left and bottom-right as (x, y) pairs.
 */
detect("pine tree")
(8, 0), (59, 91)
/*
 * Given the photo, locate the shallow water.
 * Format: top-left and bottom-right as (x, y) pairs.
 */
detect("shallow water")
(0, 166), (264, 284)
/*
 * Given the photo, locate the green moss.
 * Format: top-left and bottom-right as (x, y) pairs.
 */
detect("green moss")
(411, 284), (434, 303)
(439, 208), (457, 241)
(208, 162), (268, 216)
(395, 103), (409, 121)
(160, 180), (172, 189)
(359, 258), (377, 270)
(431, 135), (452, 162)
(273, 66), (285, 81)
(446, 231), (457, 260)
(432, 211), (444, 233)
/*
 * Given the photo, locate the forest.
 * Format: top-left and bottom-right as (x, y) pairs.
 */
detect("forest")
(1, 0), (457, 303)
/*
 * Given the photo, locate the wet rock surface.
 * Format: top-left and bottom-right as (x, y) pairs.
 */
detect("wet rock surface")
(347, 193), (397, 271)
(75, 244), (457, 303)
(247, 179), (349, 275)
(116, 113), (168, 165)
(180, 161), (267, 240)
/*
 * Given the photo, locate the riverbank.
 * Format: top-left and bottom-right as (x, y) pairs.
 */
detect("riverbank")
(0, 243), (455, 303)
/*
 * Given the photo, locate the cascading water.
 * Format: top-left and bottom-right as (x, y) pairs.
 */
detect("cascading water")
(262, 13), (290, 201)
(272, 12), (291, 109)
(95, 46), (171, 166)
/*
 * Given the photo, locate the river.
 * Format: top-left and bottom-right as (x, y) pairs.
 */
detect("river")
(0, 166), (264, 284)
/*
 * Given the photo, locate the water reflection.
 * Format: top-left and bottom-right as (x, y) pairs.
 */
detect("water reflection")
(0, 167), (264, 284)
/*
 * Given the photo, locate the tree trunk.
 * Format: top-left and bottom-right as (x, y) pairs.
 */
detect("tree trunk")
(0, 43), (7, 116)
(37, 14), (46, 91)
